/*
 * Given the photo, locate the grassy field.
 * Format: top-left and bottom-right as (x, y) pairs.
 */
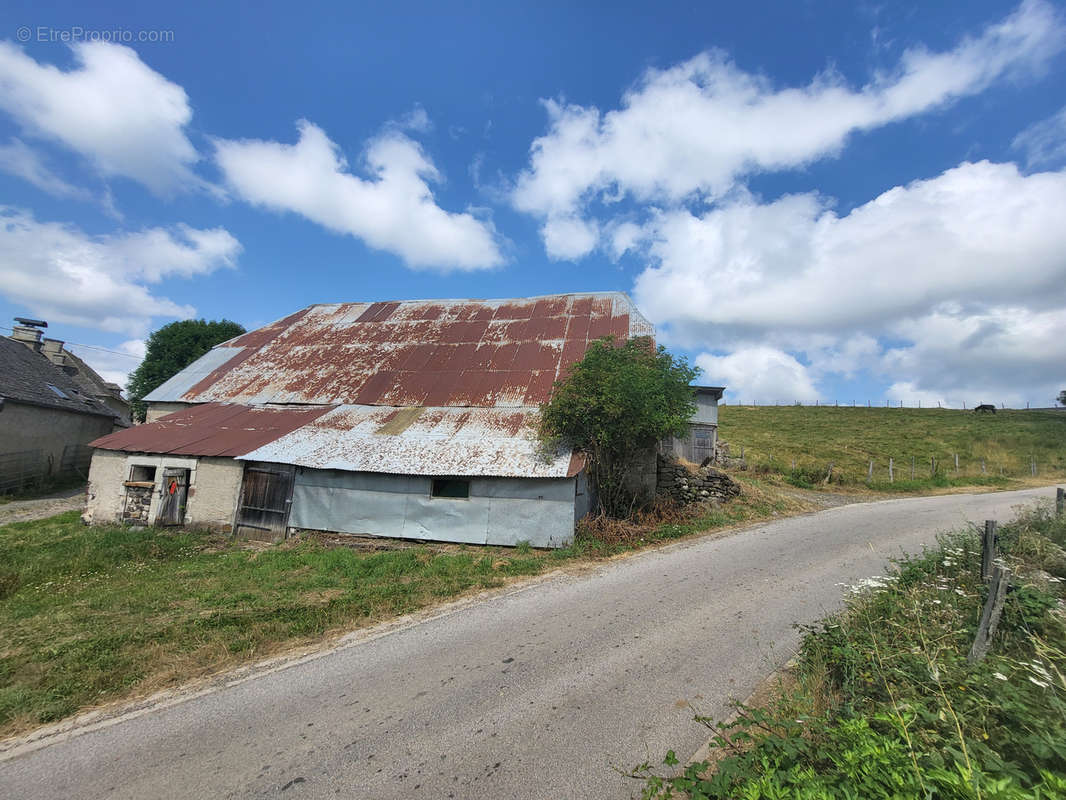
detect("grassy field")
(718, 405), (1066, 489)
(637, 501), (1066, 798)
(0, 477), (804, 739)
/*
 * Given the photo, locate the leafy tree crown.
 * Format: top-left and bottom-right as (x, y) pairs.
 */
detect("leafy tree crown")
(538, 336), (699, 517)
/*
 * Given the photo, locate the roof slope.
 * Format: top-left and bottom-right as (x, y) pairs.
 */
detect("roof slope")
(145, 292), (653, 408)
(90, 403), (330, 457)
(238, 405), (583, 478)
(0, 337), (116, 418)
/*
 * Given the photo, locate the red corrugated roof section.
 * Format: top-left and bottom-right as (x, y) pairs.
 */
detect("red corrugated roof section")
(169, 293), (653, 408)
(89, 403), (332, 457)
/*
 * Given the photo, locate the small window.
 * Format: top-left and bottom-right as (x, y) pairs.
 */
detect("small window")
(46, 383), (70, 399)
(431, 478), (470, 499)
(129, 465), (157, 483)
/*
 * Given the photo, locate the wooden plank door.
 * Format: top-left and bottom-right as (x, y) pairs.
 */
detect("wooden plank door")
(235, 462), (295, 541)
(156, 468), (189, 526)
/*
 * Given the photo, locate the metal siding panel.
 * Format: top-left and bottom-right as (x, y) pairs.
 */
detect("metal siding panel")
(484, 496), (574, 548)
(470, 477), (574, 502)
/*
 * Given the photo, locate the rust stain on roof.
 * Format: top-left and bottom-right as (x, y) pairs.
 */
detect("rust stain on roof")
(156, 293), (653, 408)
(89, 403), (332, 457)
(238, 405), (574, 478)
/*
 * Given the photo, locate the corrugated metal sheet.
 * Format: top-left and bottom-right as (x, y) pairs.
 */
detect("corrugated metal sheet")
(151, 292), (653, 407)
(89, 403), (331, 457)
(143, 347), (247, 402)
(238, 405), (580, 478)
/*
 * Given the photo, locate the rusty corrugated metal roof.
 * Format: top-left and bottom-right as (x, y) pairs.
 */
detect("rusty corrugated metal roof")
(147, 292), (653, 408)
(89, 403), (332, 457)
(237, 405), (582, 478)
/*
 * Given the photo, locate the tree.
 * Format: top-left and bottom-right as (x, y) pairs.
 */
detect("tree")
(1058, 390), (1066, 407)
(127, 319), (245, 422)
(538, 336), (699, 518)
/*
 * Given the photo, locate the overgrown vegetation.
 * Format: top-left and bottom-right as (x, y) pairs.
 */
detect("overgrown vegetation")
(635, 502), (1066, 798)
(720, 405), (1066, 489)
(0, 478), (795, 738)
(539, 336), (698, 517)
(126, 318), (246, 422)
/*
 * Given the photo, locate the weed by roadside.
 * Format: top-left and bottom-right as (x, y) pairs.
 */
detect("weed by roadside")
(634, 502), (1066, 798)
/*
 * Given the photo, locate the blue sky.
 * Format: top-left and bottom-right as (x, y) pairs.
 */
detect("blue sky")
(1, 0), (1065, 407)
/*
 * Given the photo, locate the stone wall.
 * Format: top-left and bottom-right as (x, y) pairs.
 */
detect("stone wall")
(122, 485), (152, 523)
(656, 454), (741, 506)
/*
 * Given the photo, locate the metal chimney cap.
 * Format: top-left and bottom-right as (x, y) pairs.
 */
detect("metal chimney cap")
(14, 317), (47, 328)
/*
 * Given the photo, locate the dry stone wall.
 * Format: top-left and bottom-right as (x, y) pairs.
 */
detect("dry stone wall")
(656, 454), (741, 506)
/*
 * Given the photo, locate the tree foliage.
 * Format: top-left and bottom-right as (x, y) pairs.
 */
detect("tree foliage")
(127, 319), (245, 421)
(1058, 390), (1066, 407)
(538, 336), (699, 518)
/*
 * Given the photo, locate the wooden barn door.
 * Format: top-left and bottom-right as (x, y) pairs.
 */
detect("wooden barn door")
(156, 468), (189, 526)
(235, 462), (295, 541)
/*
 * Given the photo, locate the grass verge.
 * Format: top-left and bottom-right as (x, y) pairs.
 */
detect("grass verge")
(0, 474), (804, 739)
(634, 502), (1066, 798)
(720, 405), (1066, 490)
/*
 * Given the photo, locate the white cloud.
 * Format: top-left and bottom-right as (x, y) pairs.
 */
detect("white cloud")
(513, 0), (1065, 259)
(1012, 105), (1066, 168)
(635, 160), (1066, 403)
(0, 207), (240, 335)
(0, 137), (92, 200)
(0, 41), (202, 194)
(696, 347), (820, 404)
(214, 120), (505, 270)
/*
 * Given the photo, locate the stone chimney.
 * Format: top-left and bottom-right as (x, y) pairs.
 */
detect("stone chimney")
(41, 337), (66, 366)
(11, 317), (47, 350)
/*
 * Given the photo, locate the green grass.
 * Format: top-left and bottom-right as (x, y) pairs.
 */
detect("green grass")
(720, 405), (1066, 488)
(636, 503), (1066, 798)
(0, 479), (796, 738)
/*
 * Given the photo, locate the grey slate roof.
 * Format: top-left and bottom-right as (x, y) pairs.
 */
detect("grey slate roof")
(0, 337), (117, 418)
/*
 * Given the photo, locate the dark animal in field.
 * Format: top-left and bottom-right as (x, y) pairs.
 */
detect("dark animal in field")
(974, 404), (996, 414)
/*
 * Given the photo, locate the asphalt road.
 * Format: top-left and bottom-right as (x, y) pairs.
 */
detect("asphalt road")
(1, 486), (1058, 799)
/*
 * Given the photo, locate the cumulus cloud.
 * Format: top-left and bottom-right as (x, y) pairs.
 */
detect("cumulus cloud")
(0, 41), (204, 195)
(696, 347), (821, 404)
(513, 0), (1065, 259)
(633, 160), (1066, 403)
(1012, 105), (1066, 168)
(214, 120), (505, 270)
(0, 207), (240, 335)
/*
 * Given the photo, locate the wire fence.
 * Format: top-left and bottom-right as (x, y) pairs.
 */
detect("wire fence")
(719, 446), (1058, 485)
(721, 400), (1065, 411)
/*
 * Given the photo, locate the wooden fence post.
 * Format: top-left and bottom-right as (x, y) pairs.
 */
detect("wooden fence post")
(867, 460), (874, 482)
(1057, 487), (1064, 517)
(981, 520), (997, 583)
(931, 456), (936, 477)
(911, 456), (916, 480)
(823, 463), (834, 485)
(954, 453), (959, 472)
(981, 458), (986, 474)
(968, 564), (1010, 663)
(889, 458), (894, 483)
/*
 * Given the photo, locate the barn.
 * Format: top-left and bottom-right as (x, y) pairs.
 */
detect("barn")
(85, 292), (682, 548)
